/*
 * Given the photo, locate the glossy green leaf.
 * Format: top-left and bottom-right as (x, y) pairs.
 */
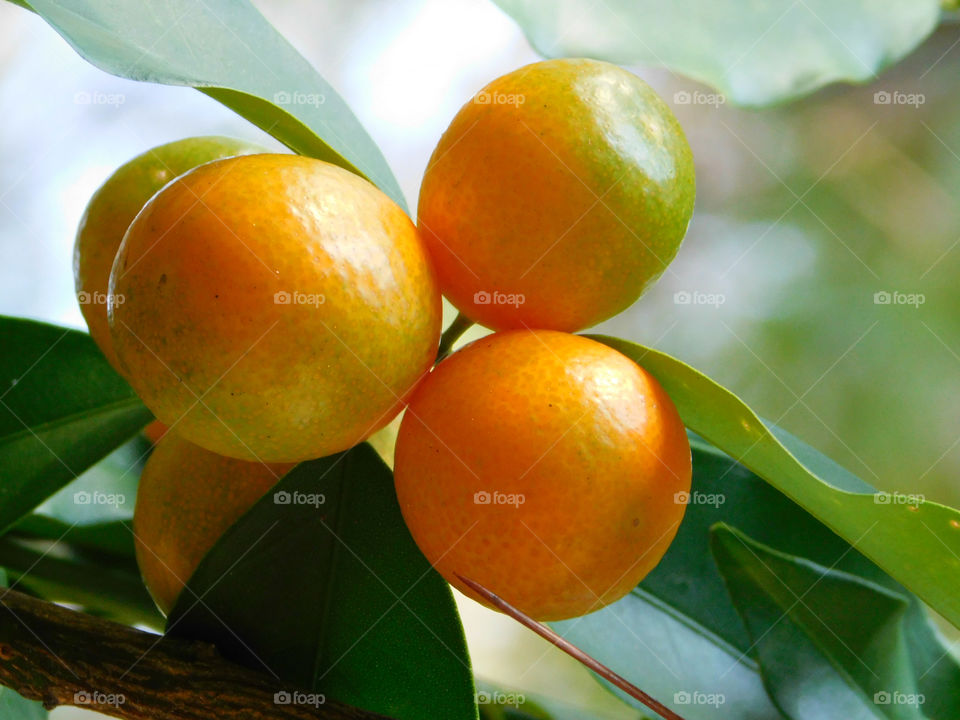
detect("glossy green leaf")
(493, 0), (941, 106)
(168, 443), (476, 720)
(712, 525), (925, 720)
(16, 0), (406, 209)
(0, 317), (151, 534)
(0, 532), (161, 629)
(592, 335), (960, 632)
(644, 439), (960, 719)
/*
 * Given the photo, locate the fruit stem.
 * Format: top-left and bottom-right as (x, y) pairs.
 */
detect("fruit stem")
(456, 574), (688, 720)
(436, 312), (475, 362)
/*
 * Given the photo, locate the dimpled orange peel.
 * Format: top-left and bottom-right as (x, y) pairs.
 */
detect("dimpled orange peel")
(418, 58), (695, 332)
(110, 154), (442, 462)
(133, 432), (293, 615)
(393, 330), (691, 621)
(74, 136), (266, 373)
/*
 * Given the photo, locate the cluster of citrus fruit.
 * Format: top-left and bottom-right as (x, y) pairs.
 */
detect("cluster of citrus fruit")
(75, 59), (695, 620)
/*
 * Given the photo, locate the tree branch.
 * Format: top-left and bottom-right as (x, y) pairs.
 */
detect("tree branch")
(0, 586), (389, 720)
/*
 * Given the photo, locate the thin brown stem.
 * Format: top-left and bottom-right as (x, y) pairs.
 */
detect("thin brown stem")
(456, 574), (686, 720)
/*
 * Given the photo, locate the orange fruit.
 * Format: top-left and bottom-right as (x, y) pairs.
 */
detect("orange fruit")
(393, 330), (691, 620)
(418, 58), (695, 332)
(133, 432), (293, 615)
(142, 420), (169, 445)
(74, 136), (266, 373)
(110, 154), (441, 462)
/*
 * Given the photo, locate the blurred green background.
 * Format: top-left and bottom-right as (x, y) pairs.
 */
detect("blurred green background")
(0, 1), (958, 718)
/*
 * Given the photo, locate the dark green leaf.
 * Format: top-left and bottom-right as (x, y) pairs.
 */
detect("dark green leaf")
(19, 0), (406, 209)
(644, 439), (960, 719)
(0, 531), (161, 629)
(591, 335), (960, 632)
(493, 0), (940, 106)
(11, 514), (136, 560)
(711, 524), (926, 720)
(0, 317), (151, 534)
(168, 443), (476, 720)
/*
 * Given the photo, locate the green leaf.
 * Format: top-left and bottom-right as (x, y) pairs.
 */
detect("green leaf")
(18, 0), (406, 209)
(0, 317), (152, 534)
(644, 439), (960, 719)
(493, 0), (940, 106)
(11, 514), (136, 559)
(547, 442), (789, 719)
(168, 443), (476, 720)
(551, 581), (783, 720)
(591, 335), (960, 632)
(34, 435), (148, 526)
(0, 532), (162, 629)
(711, 524), (926, 720)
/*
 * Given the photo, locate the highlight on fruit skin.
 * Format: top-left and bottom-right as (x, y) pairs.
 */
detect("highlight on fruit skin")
(73, 136), (267, 374)
(393, 329), (692, 621)
(418, 58), (696, 333)
(109, 153), (442, 463)
(133, 432), (293, 615)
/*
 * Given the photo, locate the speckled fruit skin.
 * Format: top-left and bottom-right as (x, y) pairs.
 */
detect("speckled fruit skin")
(110, 154), (442, 463)
(418, 58), (695, 332)
(74, 136), (266, 373)
(393, 330), (691, 621)
(133, 432), (293, 615)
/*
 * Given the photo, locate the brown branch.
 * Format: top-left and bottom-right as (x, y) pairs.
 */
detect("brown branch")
(0, 586), (389, 720)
